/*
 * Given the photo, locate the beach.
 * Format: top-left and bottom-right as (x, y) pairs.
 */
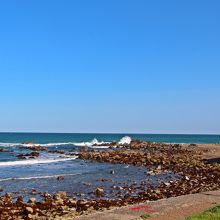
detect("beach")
(0, 133), (220, 219)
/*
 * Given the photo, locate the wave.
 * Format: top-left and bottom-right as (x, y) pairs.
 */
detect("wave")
(0, 139), (110, 148)
(0, 142), (77, 147)
(0, 143), (22, 147)
(118, 136), (132, 144)
(0, 173), (80, 182)
(0, 156), (78, 167)
(0, 136), (131, 148)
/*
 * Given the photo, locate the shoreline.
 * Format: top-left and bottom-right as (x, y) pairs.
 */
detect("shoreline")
(0, 140), (220, 219)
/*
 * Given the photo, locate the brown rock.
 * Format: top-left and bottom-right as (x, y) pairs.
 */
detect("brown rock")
(28, 198), (36, 204)
(95, 187), (104, 197)
(79, 146), (89, 153)
(56, 191), (67, 198)
(57, 176), (65, 181)
(26, 206), (34, 214)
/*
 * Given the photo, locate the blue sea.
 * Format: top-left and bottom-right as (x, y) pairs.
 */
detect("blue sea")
(0, 133), (219, 200)
(0, 132), (220, 145)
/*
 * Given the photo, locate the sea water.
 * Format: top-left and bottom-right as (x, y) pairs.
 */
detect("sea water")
(0, 133), (219, 199)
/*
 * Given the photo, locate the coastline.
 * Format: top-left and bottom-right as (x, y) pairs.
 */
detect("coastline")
(0, 140), (220, 219)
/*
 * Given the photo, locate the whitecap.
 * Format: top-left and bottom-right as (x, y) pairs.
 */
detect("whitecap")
(0, 156), (78, 167)
(118, 136), (132, 144)
(0, 173), (80, 182)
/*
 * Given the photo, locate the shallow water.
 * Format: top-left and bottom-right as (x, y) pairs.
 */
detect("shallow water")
(0, 158), (176, 201)
(0, 132), (217, 200)
(0, 144), (177, 201)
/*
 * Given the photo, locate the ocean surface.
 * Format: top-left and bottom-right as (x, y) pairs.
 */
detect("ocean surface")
(0, 132), (220, 145)
(0, 133), (219, 200)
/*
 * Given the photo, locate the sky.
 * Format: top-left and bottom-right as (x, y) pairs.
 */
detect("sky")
(0, 0), (219, 134)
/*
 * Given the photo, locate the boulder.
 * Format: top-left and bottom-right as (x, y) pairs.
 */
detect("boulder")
(28, 198), (36, 204)
(95, 187), (104, 197)
(57, 176), (65, 181)
(26, 206), (34, 214)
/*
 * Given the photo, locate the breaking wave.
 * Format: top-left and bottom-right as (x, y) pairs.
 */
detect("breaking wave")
(0, 139), (109, 148)
(0, 173), (80, 182)
(0, 156), (78, 167)
(118, 136), (132, 144)
(0, 136), (131, 148)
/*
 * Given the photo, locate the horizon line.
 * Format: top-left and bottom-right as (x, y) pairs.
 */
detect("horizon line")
(0, 131), (219, 136)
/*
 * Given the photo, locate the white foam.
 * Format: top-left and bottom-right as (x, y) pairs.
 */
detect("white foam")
(0, 173), (80, 182)
(0, 156), (78, 167)
(72, 139), (110, 147)
(118, 136), (132, 144)
(0, 142), (77, 147)
(0, 139), (110, 148)
(91, 145), (110, 149)
(0, 143), (21, 147)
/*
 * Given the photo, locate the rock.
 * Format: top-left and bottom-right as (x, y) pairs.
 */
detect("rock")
(57, 176), (65, 181)
(26, 206), (34, 214)
(17, 151), (40, 159)
(48, 150), (65, 154)
(28, 198), (36, 204)
(0, 148), (11, 152)
(68, 198), (77, 206)
(95, 187), (104, 197)
(28, 214), (34, 219)
(185, 176), (190, 181)
(164, 182), (171, 187)
(76, 199), (90, 211)
(79, 146), (88, 153)
(117, 186), (123, 190)
(30, 189), (37, 195)
(16, 196), (24, 205)
(55, 198), (64, 205)
(110, 170), (115, 174)
(5, 193), (12, 199)
(55, 191), (67, 198)
(147, 170), (155, 176)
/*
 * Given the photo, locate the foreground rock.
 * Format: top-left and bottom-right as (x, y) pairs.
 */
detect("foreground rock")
(17, 151), (40, 159)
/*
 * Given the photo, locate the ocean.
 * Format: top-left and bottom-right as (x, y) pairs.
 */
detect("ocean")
(0, 133), (219, 200)
(0, 132), (220, 145)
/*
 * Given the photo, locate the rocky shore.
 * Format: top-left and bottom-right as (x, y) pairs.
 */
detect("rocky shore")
(0, 140), (220, 219)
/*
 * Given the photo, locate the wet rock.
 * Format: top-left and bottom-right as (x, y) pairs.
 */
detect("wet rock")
(48, 150), (65, 154)
(79, 146), (89, 153)
(17, 151), (40, 159)
(57, 176), (65, 181)
(110, 170), (115, 174)
(0, 148), (12, 152)
(30, 189), (37, 195)
(19, 145), (48, 151)
(28, 198), (36, 204)
(146, 170), (155, 176)
(95, 187), (104, 197)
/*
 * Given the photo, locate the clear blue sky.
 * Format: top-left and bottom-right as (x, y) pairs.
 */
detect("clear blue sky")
(0, 0), (219, 134)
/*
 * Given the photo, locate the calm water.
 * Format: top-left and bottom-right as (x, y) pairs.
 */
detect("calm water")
(0, 132), (219, 144)
(0, 133), (218, 199)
